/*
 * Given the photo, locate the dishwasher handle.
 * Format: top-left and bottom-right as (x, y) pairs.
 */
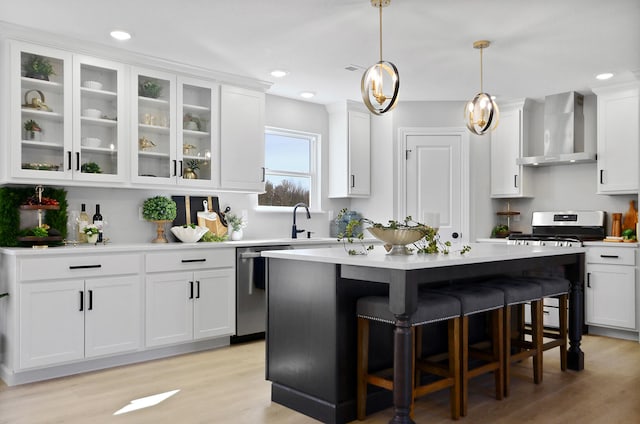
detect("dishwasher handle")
(240, 251), (262, 260)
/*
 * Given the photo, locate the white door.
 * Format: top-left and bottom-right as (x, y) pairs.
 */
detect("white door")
(145, 271), (193, 347)
(585, 264), (636, 329)
(403, 129), (468, 242)
(193, 269), (235, 340)
(85, 275), (142, 357)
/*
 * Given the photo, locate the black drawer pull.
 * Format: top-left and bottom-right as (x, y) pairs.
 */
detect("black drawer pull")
(600, 255), (619, 259)
(181, 259), (206, 263)
(69, 264), (102, 270)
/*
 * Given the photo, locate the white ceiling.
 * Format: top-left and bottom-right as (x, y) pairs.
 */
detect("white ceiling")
(2, 0), (639, 105)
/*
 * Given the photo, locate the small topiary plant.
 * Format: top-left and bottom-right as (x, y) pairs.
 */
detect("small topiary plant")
(142, 196), (177, 221)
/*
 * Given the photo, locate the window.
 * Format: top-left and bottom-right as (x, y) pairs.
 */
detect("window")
(258, 127), (319, 209)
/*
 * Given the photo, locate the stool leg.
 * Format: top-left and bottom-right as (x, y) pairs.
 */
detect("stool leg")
(460, 315), (469, 417)
(531, 299), (544, 384)
(492, 308), (505, 401)
(357, 317), (369, 420)
(503, 305), (512, 398)
(449, 317), (461, 420)
(559, 294), (568, 371)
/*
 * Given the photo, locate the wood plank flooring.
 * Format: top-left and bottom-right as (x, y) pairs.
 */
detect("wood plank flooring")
(1, 334), (639, 423)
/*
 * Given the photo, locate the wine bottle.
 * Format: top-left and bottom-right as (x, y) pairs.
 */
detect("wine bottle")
(93, 204), (104, 243)
(78, 203), (89, 243)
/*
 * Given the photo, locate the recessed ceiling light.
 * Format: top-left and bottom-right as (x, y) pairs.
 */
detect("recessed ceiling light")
(300, 91), (315, 99)
(596, 72), (614, 80)
(270, 70), (288, 78)
(110, 30), (131, 41)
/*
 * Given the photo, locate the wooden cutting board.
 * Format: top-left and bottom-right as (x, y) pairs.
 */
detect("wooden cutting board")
(622, 200), (638, 231)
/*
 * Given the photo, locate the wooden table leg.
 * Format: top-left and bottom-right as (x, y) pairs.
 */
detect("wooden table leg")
(390, 315), (415, 424)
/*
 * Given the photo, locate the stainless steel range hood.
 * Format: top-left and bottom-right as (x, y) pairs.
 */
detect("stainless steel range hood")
(517, 92), (596, 166)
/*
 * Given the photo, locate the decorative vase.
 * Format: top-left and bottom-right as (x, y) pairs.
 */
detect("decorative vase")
(151, 220), (172, 243)
(26, 130), (42, 141)
(183, 168), (198, 179)
(230, 229), (243, 241)
(86, 233), (98, 244)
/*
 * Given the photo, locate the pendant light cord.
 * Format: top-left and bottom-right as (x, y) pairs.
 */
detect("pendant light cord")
(378, 2), (383, 62)
(479, 46), (484, 93)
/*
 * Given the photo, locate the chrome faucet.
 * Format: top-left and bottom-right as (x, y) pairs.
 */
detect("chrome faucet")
(292, 202), (311, 238)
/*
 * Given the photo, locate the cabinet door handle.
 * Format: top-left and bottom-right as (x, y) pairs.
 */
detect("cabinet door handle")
(181, 259), (206, 263)
(179, 160), (183, 177)
(351, 174), (355, 188)
(67, 151), (72, 170)
(172, 160), (177, 177)
(600, 254), (619, 259)
(76, 152), (80, 171)
(69, 264), (102, 270)
(261, 167), (266, 182)
(587, 272), (591, 288)
(189, 281), (194, 299)
(88, 290), (93, 310)
(514, 174), (518, 188)
(79, 291), (84, 311)
(599, 169), (604, 184)
(196, 281), (200, 299)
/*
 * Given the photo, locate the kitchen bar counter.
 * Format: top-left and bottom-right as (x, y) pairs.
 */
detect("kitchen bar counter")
(263, 243), (586, 424)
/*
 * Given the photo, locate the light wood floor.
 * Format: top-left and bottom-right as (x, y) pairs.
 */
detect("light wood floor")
(1, 335), (639, 424)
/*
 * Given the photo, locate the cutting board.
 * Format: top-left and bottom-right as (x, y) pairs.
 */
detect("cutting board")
(622, 200), (638, 231)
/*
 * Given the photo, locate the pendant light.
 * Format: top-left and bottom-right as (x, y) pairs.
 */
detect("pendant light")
(361, 0), (399, 115)
(464, 40), (499, 135)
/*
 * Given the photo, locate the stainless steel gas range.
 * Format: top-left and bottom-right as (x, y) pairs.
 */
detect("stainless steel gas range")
(508, 210), (606, 247)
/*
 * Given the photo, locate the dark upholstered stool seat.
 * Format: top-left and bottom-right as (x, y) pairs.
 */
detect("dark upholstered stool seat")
(479, 278), (543, 305)
(357, 293), (461, 326)
(356, 293), (462, 420)
(425, 284), (505, 416)
(524, 276), (569, 297)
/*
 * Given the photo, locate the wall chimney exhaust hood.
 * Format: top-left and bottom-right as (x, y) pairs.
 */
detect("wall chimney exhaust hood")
(517, 92), (596, 166)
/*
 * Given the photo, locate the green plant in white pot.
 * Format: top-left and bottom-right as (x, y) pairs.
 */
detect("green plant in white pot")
(226, 212), (246, 241)
(142, 196), (177, 243)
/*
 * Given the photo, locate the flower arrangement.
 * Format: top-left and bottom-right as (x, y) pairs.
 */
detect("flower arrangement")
(336, 208), (470, 256)
(82, 224), (99, 235)
(225, 212), (246, 232)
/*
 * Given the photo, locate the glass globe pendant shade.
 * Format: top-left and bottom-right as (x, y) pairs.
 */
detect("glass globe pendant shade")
(361, 60), (400, 115)
(464, 92), (499, 135)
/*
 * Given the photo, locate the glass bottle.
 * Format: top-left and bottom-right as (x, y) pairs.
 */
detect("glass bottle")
(78, 204), (89, 243)
(93, 204), (104, 242)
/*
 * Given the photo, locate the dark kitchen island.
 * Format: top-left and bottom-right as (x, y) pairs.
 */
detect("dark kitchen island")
(263, 243), (586, 424)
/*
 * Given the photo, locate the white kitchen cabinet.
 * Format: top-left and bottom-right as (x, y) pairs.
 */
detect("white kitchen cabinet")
(130, 67), (176, 184)
(10, 41), (72, 179)
(490, 99), (533, 198)
(585, 246), (637, 330)
(220, 85), (266, 191)
(145, 249), (235, 347)
(326, 100), (371, 198)
(593, 83), (639, 194)
(10, 41), (127, 183)
(17, 254), (142, 369)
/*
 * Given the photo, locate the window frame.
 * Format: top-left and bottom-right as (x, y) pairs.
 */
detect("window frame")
(258, 126), (321, 211)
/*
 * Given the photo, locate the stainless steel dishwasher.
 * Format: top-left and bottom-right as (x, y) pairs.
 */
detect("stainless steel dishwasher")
(233, 245), (292, 342)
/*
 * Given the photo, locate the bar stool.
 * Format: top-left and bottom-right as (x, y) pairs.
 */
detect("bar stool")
(356, 292), (462, 420)
(517, 276), (570, 371)
(477, 278), (544, 397)
(426, 284), (505, 417)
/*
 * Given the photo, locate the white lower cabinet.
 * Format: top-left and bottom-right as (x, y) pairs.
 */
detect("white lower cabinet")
(145, 250), (235, 347)
(585, 246), (637, 330)
(19, 275), (141, 369)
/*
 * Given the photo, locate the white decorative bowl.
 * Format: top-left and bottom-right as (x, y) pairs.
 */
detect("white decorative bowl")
(82, 137), (102, 148)
(171, 225), (209, 243)
(83, 80), (103, 90)
(367, 227), (427, 255)
(82, 108), (102, 119)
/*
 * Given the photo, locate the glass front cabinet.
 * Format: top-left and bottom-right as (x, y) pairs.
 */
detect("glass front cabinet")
(10, 41), (126, 182)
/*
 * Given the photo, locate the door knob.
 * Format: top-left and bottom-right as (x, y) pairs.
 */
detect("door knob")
(452, 232), (459, 239)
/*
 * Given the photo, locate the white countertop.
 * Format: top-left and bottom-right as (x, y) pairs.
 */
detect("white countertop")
(0, 237), (344, 256)
(261, 242), (586, 271)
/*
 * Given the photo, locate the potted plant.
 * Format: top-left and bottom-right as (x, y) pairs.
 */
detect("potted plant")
(23, 54), (55, 80)
(138, 80), (162, 99)
(83, 224), (100, 244)
(225, 212), (246, 241)
(23, 119), (42, 141)
(80, 162), (102, 174)
(142, 196), (177, 243)
(183, 159), (199, 179)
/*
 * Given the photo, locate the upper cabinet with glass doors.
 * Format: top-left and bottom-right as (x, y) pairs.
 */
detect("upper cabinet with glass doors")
(10, 41), (126, 182)
(11, 42), (72, 179)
